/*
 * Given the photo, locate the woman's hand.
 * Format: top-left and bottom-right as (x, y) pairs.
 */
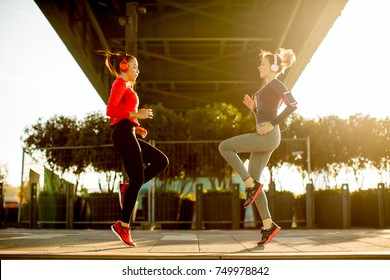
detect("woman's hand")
(135, 108), (153, 119)
(257, 122), (274, 135)
(243, 94), (255, 111)
(135, 126), (147, 138)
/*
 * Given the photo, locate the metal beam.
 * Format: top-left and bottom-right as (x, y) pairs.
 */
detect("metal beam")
(157, 0), (260, 33)
(138, 49), (243, 78)
(84, 0), (110, 50)
(137, 37), (273, 42)
(158, 44), (263, 77)
(275, 0), (302, 48)
(138, 80), (257, 84)
(142, 0), (228, 28)
(139, 86), (210, 103)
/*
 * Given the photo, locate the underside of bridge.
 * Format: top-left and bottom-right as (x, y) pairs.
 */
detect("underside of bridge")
(34, 0), (347, 112)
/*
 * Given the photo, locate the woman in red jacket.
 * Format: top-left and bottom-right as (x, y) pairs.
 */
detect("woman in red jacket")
(98, 51), (169, 247)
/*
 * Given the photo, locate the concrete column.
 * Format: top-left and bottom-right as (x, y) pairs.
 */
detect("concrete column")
(125, 3), (146, 55)
(125, 2), (138, 55)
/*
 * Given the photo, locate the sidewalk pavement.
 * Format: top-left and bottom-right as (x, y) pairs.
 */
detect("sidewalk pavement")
(1, 228), (390, 260)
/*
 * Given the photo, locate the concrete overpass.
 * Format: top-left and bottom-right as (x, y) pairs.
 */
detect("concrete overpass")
(34, 0), (348, 112)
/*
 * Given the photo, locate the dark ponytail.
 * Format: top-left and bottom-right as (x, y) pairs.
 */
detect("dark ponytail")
(96, 50), (136, 78)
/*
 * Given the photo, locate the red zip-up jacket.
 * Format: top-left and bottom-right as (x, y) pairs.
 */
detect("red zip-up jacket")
(106, 77), (140, 127)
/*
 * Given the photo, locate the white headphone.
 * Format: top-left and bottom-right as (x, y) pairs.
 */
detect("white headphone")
(271, 54), (279, 72)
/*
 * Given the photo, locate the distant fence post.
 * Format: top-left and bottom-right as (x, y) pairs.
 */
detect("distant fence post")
(195, 183), (203, 230)
(268, 181), (276, 218)
(378, 183), (386, 228)
(232, 183), (240, 229)
(306, 183), (314, 229)
(341, 183), (351, 229)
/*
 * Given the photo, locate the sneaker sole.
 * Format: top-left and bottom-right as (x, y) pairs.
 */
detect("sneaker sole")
(111, 225), (136, 247)
(244, 184), (263, 209)
(257, 227), (281, 246)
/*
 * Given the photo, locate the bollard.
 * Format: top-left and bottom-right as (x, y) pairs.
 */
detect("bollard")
(147, 177), (156, 229)
(195, 183), (203, 230)
(341, 183), (351, 229)
(0, 182), (4, 229)
(377, 183), (386, 228)
(30, 183), (38, 229)
(306, 183), (314, 229)
(232, 183), (240, 229)
(66, 184), (75, 229)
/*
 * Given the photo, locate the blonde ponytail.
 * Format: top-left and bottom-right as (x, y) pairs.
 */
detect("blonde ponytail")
(277, 48), (296, 73)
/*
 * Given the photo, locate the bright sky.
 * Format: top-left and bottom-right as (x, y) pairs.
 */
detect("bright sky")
(0, 0), (389, 187)
(293, 0), (390, 119)
(0, 0), (105, 186)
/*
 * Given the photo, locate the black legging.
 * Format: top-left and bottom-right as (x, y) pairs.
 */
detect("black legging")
(111, 119), (169, 224)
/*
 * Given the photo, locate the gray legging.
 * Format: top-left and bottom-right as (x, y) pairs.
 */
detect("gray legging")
(218, 126), (281, 220)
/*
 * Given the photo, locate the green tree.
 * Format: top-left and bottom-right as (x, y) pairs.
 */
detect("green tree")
(347, 114), (383, 163)
(22, 103), (390, 194)
(79, 111), (122, 193)
(0, 161), (9, 182)
(22, 115), (85, 192)
(184, 103), (247, 189)
(375, 117), (390, 181)
(22, 115), (82, 174)
(142, 103), (187, 141)
(185, 102), (245, 140)
(141, 103), (191, 193)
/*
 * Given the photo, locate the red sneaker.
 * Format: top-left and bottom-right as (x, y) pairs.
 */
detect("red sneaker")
(119, 182), (129, 210)
(111, 221), (136, 247)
